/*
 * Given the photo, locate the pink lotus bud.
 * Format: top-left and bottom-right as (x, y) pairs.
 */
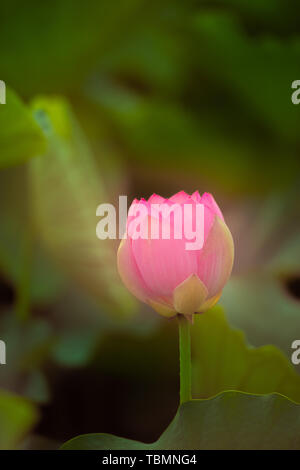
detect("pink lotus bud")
(117, 191), (234, 318)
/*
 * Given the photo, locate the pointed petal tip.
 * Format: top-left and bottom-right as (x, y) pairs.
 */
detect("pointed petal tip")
(148, 193), (166, 204)
(168, 190), (190, 203)
(201, 192), (224, 221)
(191, 190), (201, 202)
(173, 274), (208, 315)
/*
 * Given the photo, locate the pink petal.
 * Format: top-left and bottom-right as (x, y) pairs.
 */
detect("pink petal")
(148, 193), (166, 204)
(127, 198), (150, 238)
(201, 192), (224, 221)
(191, 190), (201, 203)
(197, 216), (234, 297)
(131, 215), (198, 299)
(202, 205), (216, 243)
(117, 237), (153, 303)
(168, 190), (191, 204)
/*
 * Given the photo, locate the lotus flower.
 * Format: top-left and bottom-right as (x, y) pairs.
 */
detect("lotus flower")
(117, 191), (234, 318)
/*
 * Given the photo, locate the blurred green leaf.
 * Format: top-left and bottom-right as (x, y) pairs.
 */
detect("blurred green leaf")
(0, 88), (46, 168)
(0, 0), (146, 96)
(192, 306), (300, 401)
(52, 329), (100, 367)
(90, 79), (201, 154)
(61, 391), (300, 449)
(0, 389), (38, 449)
(28, 96), (136, 316)
(89, 75), (298, 193)
(221, 189), (300, 369)
(0, 166), (66, 307)
(213, 0), (299, 35)
(0, 210), (65, 307)
(222, 275), (300, 373)
(23, 370), (50, 404)
(94, 24), (188, 95)
(193, 12), (300, 142)
(0, 312), (54, 403)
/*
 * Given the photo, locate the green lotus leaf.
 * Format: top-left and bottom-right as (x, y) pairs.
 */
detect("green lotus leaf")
(61, 392), (300, 450)
(0, 388), (38, 449)
(28, 96), (136, 317)
(0, 88), (46, 168)
(222, 276), (300, 374)
(62, 307), (300, 450)
(221, 189), (300, 370)
(192, 306), (300, 401)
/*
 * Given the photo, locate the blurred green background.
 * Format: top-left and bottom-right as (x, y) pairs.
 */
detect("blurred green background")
(0, 0), (300, 449)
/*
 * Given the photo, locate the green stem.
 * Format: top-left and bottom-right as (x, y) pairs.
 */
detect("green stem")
(178, 314), (192, 404)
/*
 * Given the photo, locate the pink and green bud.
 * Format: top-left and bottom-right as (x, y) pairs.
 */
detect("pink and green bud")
(117, 191), (234, 318)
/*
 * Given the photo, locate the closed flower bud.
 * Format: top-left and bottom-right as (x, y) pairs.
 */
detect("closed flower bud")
(117, 191), (234, 318)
